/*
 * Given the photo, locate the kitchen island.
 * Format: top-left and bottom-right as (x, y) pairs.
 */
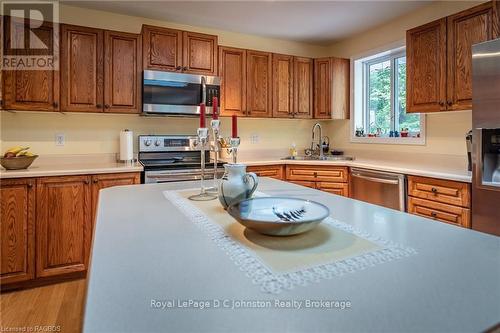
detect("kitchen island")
(84, 178), (499, 332)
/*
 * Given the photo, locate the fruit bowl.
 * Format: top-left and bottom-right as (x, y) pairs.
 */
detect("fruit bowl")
(0, 155), (38, 170)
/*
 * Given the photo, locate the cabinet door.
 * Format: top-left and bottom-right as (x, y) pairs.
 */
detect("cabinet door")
(272, 54), (294, 118)
(406, 19), (447, 113)
(3, 18), (59, 111)
(91, 172), (140, 221)
(246, 50), (272, 117)
(313, 58), (331, 119)
(182, 31), (217, 75)
(447, 2), (495, 111)
(36, 176), (92, 278)
(61, 24), (104, 112)
(293, 57), (313, 119)
(219, 47), (247, 116)
(104, 31), (142, 114)
(142, 25), (182, 72)
(316, 182), (349, 197)
(331, 57), (350, 119)
(0, 178), (35, 285)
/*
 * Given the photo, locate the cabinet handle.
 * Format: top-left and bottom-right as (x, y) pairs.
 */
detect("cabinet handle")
(313, 172), (318, 177)
(439, 101), (445, 107)
(431, 211), (437, 218)
(247, 110), (251, 115)
(93, 179), (99, 184)
(431, 187), (438, 194)
(53, 102), (58, 108)
(183, 66), (188, 71)
(104, 104), (110, 109)
(447, 101), (452, 107)
(96, 104), (102, 108)
(27, 183), (34, 188)
(176, 66), (181, 71)
(84, 179), (90, 185)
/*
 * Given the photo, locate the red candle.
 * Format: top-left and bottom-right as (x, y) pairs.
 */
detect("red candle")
(199, 103), (206, 128)
(212, 97), (218, 120)
(231, 114), (238, 138)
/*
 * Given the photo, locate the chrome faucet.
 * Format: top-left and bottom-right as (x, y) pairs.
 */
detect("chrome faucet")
(311, 122), (325, 160)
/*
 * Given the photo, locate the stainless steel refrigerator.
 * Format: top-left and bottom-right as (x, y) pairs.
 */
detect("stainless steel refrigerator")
(472, 38), (500, 236)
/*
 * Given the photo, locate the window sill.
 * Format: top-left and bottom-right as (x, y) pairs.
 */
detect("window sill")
(350, 136), (426, 145)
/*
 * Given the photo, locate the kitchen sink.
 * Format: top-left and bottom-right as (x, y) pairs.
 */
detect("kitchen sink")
(281, 155), (355, 161)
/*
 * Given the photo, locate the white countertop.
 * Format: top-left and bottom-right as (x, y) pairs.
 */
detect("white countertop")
(0, 154), (143, 178)
(231, 149), (472, 183)
(83, 179), (499, 332)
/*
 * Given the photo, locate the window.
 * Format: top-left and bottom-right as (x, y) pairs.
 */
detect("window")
(352, 46), (425, 144)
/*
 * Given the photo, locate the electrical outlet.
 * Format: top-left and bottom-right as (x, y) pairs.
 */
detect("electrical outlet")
(55, 133), (65, 146)
(250, 134), (260, 144)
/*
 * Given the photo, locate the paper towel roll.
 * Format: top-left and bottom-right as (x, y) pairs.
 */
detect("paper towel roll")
(119, 129), (134, 161)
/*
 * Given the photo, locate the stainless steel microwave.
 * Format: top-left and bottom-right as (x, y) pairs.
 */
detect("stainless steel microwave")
(142, 70), (221, 116)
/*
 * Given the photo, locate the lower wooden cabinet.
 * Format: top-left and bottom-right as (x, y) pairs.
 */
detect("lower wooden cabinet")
(316, 182), (349, 197)
(286, 165), (349, 197)
(407, 175), (471, 228)
(0, 178), (35, 285)
(246, 165), (284, 180)
(0, 172), (140, 289)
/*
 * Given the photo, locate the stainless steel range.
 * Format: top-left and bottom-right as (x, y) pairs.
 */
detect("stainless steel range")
(139, 135), (225, 184)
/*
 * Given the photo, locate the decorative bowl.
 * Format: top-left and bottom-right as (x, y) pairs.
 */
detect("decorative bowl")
(227, 197), (330, 236)
(0, 155), (38, 170)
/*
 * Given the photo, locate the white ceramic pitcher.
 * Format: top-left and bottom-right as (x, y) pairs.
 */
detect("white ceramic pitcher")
(218, 164), (258, 209)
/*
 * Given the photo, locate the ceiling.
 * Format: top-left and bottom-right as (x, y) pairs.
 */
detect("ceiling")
(64, 1), (431, 45)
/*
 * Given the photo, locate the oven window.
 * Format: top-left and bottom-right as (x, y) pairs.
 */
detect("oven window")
(143, 81), (202, 106)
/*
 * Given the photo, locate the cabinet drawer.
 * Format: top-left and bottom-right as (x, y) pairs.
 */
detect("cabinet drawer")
(407, 176), (470, 207)
(246, 165), (284, 180)
(286, 165), (348, 182)
(316, 182), (349, 197)
(288, 180), (316, 188)
(407, 197), (470, 228)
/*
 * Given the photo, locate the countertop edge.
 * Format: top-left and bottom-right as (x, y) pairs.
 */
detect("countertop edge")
(0, 165), (144, 179)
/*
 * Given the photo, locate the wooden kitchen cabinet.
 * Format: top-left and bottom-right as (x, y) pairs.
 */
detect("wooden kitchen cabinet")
(407, 175), (471, 228)
(219, 46), (247, 116)
(246, 50), (273, 117)
(407, 1), (500, 113)
(91, 172), (140, 221)
(182, 31), (218, 75)
(446, 2), (497, 111)
(104, 31), (142, 113)
(272, 54), (294, 118)
(142, 25), (182, 72)
(285, 165), (349, 197)
(316, 182), (349, 197)
(142, 25), (218, 75)
(36, 175), (92, 278)
(0, 178), (35, 285)
(60, 24), (104, 112)
(246, 165), (284, 180)
(2, 17), (59, 111)
(313, 57), (350, 119)
(293, 57), (313, 119)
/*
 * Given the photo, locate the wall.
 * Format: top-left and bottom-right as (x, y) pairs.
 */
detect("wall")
(0, 4), (329, 155)
(326, 0), (480, 156)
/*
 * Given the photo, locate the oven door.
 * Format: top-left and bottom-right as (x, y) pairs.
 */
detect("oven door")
(142, 70), (220, 116)
(144, 168), (225, 184)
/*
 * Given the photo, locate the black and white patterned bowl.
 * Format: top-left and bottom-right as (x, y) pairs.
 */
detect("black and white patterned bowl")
(227, 197), (330, 236)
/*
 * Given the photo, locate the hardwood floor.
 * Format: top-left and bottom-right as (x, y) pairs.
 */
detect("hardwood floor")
(0, 279), (86, 333)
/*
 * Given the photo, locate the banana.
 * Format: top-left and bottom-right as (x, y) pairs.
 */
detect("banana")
(6, 146), (30, 155)
(16, 150), (32, 157)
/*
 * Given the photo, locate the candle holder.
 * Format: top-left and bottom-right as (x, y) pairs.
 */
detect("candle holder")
(188, 128), (217, 201)
(205, 119), (221, 194)
(229, 137), (240, 164)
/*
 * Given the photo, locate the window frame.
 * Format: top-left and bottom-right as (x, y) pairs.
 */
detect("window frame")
(351, 44), (426, 145)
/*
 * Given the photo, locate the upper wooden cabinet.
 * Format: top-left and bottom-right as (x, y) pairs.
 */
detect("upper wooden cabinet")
(293, 57), (313, 119)
(314, 57), (350, 119)
(0, 178), (35, 286)
(61, 25), (141, 113)
(36, 175), (92, 278)
(219, 46), (247, 116)
(2, 17), (59, 111)
(272, 54), (294, 118)
(247, 50), (273, 117)
(104, 31), (142, 113)
(60, 25), (104, 112)
(142, 25), (218, 75)
(407, 1), (500, 113)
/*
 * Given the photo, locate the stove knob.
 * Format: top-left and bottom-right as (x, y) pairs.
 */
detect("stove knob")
(144, 139), (152, 146)
(155, 140), (161, 147)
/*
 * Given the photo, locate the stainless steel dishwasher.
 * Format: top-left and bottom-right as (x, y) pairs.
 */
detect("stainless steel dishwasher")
(350, 168), (406, 211)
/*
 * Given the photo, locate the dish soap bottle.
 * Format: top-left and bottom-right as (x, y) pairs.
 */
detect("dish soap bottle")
(289, 143), (298, 159)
